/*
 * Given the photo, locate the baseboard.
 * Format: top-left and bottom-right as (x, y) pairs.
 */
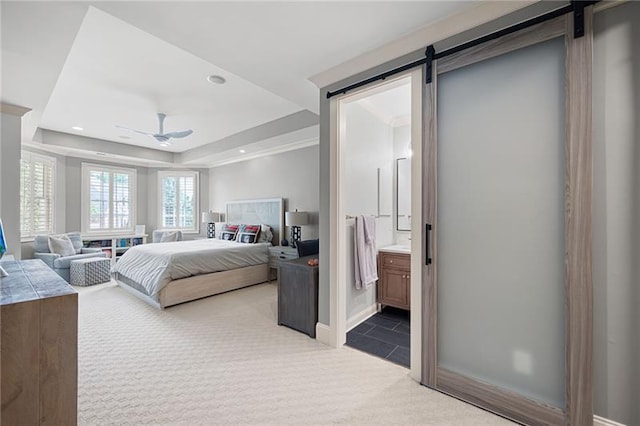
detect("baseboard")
(594, 415), (626, 426)
(346, 303), (378, 331)
(315, 322), (331, 346)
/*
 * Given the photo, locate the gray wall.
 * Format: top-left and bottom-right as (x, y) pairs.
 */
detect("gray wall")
(209, 146), (319, 241)
(65, 159), (209, 240)
(20, 155), (209, 257)
(64, 157), (149, 235)
(593, 3), (640, 424)
(0, 112), (22, 259)
(319, 3), (639, 422)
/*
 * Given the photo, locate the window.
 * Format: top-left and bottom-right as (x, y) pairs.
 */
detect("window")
(82, 163), (136, 234)
(20, 152), (55, 238)
(158, 171), (198, 232)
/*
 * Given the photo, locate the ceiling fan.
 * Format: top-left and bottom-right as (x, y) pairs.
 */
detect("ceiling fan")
(115, 113), (193, 146)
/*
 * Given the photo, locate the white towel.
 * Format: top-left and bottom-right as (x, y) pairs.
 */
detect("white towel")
(354, 215), (378, 289)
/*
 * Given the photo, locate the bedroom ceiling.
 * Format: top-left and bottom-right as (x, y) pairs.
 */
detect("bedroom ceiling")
(1, 1), (476, 166)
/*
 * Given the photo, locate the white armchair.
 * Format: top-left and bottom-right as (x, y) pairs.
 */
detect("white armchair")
(33, 232), (107, 282)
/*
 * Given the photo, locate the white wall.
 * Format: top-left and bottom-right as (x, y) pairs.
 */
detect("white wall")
(208, 145), (319, 241)
(593, 3), (640, 424)
(342, 102), (394, 322)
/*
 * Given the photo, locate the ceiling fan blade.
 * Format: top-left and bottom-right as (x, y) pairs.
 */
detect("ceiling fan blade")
(114, 125), (154, 136)
(163, 130), (193, 139)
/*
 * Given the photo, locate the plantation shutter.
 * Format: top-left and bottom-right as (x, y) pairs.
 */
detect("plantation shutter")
(162, 177), (177, 228)
(178, 176), (195, 229)
(159, 172), (197, 231)
(83, 163), (135, 233)
(20, 152), (55, 238)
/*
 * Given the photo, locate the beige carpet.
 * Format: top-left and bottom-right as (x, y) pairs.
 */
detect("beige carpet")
(77, 281), (513, 425)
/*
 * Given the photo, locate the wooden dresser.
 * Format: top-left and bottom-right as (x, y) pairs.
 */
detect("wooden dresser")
(278, 256), (318, 337)
(1, 259), (78, 425)
(377, 250), (411, 311)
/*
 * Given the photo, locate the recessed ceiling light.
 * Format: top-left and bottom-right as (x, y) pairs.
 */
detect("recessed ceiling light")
(159, 142), (171, 147)
(119, 135), (131, 140)
(71, 126), (84, 131)
(207, 75), (226, 85)
(96, 152), (107, 156)
(239, 149), (246, 153)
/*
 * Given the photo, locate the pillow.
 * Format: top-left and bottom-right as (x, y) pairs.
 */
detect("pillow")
(219, 224), (239, 241)
(66, 232), (84, 254)
(257, 224), (274, 244)
(215, 223), (227, 240)
(160, 231), (180, 242)
(236, 224), (261, 244)
(48, 235), (76, 257)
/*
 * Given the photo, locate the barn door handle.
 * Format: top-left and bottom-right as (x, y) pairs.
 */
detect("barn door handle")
(425, 224), (432, 265)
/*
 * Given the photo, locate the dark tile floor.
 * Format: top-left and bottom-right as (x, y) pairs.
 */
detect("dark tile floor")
(346, 307), (410, 368)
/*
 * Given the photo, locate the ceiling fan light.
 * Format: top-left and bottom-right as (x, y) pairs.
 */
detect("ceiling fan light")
(207, 75), (226, 85)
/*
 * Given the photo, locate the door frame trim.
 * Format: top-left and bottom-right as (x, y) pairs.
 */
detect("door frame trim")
(328, 69), (424, 382)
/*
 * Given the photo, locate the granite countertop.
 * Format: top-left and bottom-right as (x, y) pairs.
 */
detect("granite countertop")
(0, 259), (76, 305)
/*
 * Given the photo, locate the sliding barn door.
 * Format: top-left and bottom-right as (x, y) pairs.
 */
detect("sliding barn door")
(422, 11), (593, 426)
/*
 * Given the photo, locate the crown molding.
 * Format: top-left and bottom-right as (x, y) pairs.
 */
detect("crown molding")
(207, 137), (318, 169)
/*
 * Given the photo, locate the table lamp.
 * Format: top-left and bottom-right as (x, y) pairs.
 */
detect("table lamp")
(202, 211), (221, 238)
(285, 210), (308, 248)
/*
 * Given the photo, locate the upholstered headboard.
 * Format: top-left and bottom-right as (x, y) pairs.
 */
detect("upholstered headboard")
(225, 198), (284, 245)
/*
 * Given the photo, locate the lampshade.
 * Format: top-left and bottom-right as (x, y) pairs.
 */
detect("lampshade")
(202, 211), (221, 223)
(285, 211), (308, 226)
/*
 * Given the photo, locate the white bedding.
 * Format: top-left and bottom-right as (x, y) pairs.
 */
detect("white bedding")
(113, 239), (270, 296)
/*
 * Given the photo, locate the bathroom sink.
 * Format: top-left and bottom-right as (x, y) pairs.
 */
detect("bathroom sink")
(378, 244), (411, 254)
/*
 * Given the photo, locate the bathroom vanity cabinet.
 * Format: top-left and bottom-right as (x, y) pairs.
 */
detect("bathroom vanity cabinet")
(377, 250), (410, 311)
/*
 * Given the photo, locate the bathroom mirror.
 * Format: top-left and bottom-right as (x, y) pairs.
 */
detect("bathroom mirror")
(396, 157), (411, 231)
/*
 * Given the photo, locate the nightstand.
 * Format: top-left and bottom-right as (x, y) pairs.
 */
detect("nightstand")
(278, 256), (319, 337)
(268, 245), (298, 280)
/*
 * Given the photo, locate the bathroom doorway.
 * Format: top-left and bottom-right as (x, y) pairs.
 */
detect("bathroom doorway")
(330, 69), (422, 372)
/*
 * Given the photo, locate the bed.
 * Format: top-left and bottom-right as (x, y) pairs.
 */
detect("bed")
(114, 198), (284, 309)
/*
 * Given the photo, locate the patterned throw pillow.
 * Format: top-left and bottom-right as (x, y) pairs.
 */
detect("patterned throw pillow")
(219, 224), (239, 241)
(236, 224), (261, 244)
